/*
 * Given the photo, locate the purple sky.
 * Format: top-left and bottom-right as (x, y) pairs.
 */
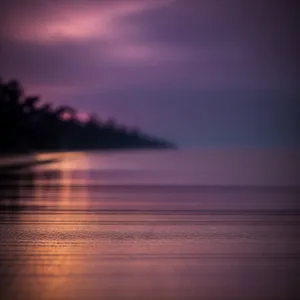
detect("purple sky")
(0, 0), (299, 146)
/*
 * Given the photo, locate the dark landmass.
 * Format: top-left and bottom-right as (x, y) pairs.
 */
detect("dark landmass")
(0, 77), (175, 154)
(0, 158), (58, 175)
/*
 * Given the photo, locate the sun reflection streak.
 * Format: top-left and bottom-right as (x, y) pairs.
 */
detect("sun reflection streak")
(16, 153), (93, 299)
(33, 152), (90, 207)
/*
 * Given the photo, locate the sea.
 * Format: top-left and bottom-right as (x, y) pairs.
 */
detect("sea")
(0, 149), (299, 300)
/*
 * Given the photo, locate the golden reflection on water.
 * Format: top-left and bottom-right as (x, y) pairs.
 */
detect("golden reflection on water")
(33, 152), (90, 207)
(0, 151), (298, 300)
(10, 152), (94, 299)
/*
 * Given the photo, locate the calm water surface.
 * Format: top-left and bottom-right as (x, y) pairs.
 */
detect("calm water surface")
(0, 150), (299, 300)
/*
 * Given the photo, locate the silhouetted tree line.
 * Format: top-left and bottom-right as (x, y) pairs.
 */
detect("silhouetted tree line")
(0, 77), (175, 153)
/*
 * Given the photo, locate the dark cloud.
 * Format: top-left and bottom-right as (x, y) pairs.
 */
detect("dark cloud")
(128, 0), (299, 84)
(1, 0), (298, 89)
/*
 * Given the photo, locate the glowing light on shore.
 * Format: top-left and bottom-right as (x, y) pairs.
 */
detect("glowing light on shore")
(76, 112), (90, 123)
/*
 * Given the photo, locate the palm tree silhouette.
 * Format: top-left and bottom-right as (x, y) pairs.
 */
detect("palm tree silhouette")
(6, 80), (23, 104)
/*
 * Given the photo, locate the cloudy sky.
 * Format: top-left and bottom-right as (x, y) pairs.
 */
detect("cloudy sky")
(0, 0), (299, 146)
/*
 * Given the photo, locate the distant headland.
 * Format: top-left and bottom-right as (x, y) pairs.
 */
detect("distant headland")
(0, 77), (175, 154)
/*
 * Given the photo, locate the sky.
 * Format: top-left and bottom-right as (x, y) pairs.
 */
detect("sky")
(0, 0), (299, 147)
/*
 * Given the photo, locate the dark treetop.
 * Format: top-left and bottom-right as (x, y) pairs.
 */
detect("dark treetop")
(0, 77), (175, 154)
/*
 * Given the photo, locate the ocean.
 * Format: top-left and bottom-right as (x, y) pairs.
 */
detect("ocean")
(0, 149), (299, 300)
